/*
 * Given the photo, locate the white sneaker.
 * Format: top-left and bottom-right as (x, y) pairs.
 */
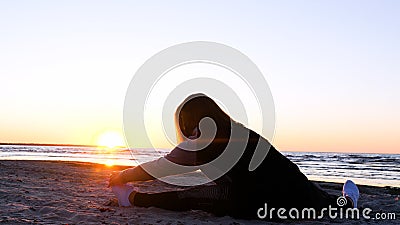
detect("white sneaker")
(111, 184), (137, 207)
(342, 180), (359, 208)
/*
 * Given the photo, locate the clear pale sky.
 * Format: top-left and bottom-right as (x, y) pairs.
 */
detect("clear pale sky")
(0, 1), (399, 154)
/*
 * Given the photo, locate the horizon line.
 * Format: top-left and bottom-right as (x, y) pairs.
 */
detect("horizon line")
(0, 142), (398, 155)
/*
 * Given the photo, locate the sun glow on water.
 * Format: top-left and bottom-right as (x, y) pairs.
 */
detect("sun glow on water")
(97, 131), (125, 149)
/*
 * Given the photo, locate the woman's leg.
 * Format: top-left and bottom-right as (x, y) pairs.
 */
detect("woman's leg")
(131, 185), (232, 216)
(254, 147), (338, 210)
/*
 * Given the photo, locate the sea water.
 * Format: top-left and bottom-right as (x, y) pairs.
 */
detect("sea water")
(0, 145), (398, 187)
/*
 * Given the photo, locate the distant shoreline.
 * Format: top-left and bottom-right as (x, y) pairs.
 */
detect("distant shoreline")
(0, 142), (98, 147)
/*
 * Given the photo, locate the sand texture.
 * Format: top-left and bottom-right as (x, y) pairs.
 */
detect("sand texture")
(0, 160), (398, 224)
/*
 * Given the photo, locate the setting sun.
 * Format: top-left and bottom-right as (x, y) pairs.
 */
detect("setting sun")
(97, 131), (125, 148)
(104, 159), (115, 167)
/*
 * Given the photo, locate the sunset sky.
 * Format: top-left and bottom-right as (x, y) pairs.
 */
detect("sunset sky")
(0, 1), (399, 154)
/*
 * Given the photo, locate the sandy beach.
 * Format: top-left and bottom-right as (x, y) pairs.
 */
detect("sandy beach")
(0, 160), (398, 225)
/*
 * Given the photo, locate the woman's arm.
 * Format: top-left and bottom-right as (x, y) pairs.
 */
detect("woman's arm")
(109, 140), (199, 186)
(108, 165), (154, 187)
(108, 156), (199, 186)
(121, 165), (155, 182)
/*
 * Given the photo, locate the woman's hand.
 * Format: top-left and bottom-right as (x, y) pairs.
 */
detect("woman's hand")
(108, 166), (153, 187)
(108, 171), (126, 187)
